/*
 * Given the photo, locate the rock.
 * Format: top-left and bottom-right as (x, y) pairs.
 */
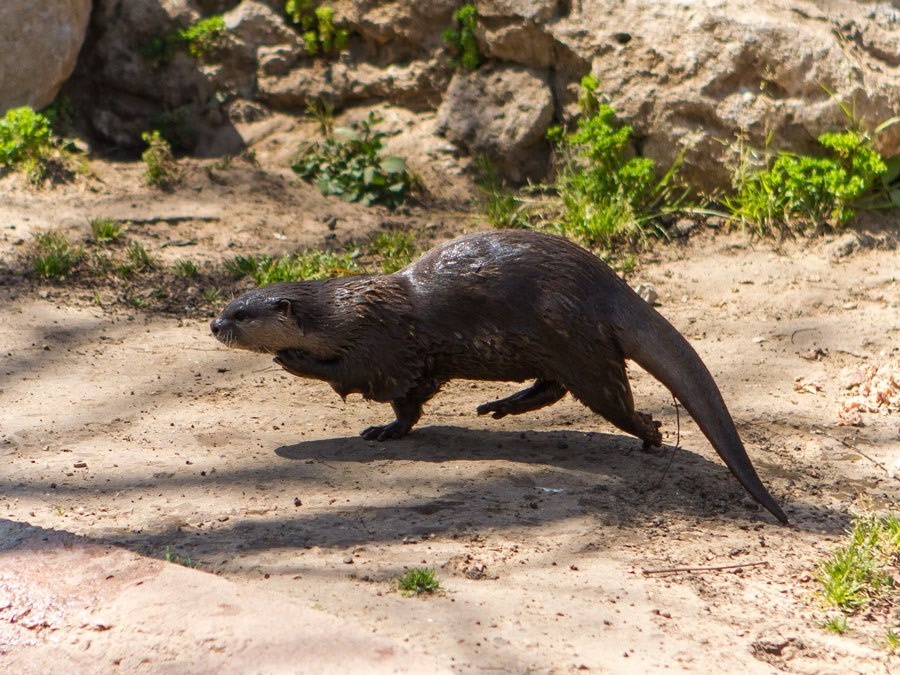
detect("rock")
(0, 1), (92, 113)
(223, 1), (298, 51)
(258, 45), (298, 77)
(672, 219), (697, 237)
(437, 64), (554, 182)
(577, 1), (900, 189)
(636, 284), (659, 305)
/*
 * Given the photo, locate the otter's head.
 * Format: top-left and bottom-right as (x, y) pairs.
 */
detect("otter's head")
(211, 286), (309, 354)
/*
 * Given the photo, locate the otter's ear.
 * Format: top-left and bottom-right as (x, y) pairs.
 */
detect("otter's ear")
(278, 298), (304, 336)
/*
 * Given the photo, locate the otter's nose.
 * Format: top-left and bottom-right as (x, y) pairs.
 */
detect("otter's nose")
(210, 318), (222, 336)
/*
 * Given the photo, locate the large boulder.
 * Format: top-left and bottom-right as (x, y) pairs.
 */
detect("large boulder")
(0, 1), (92, 114)
(437, 64), (554, 182)
(557, 0), (900, 188)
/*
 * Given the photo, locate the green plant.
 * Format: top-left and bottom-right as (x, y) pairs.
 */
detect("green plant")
(443, 4), (481, 71)
(179, 15), (227, 61)
(227, 249), (359, 285)
(476, 156), (528, 229)
(31, 230), (83, 279)
(286, 1), (348, 55)
(306, 99), (335, 137)
(0, 106), (69, 183)
(815, 512), (899, 612)
(726, 115), (900, 234)
(164, 546), (196, 567)
(141, 130), (180, 189)
(292, 112), (415, 208)
(90, 217), (124, 243)
(548, 78), (681, 248)
(887, 626), (900, 653)
(128, 296), (148, 309)
(397, 567), (440, 596)
(367, 230), (418, 273)
(126, 242), (157, 271)
(203, 288), (223, 304)
(821, 614), (849, 634)
(174, 258), (200, 278)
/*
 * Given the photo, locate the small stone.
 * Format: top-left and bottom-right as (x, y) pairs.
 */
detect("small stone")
(293, 497), (302, 507)
(672, 219), (696, 237)
(636, 284), (659, 305)
(73, 461), (87, 468)
(342, 555), (353, 564)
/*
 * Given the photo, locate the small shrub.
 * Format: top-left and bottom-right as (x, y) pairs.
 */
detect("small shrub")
(367, 229), (418, 273)
(126, 241), (157, 271)
(141, 15), (227, 66)
(227, 250), (359, 285)
(32, 230), (83, 279)
(397, 567), (440, 596)
(179, 15), (227, 61)
(887, 626), (899, 653)
(0, 107), (71, 184)
(292, 112), (415, 208)
(141, 130), (180, 190)
(548, 77), (681, 248)
(90, 217), (124, 243)
(726, 128), (891, 233)
(286, 1), (348, 55)
(443, 4), (481, 71)
(174, 258), (200, 278)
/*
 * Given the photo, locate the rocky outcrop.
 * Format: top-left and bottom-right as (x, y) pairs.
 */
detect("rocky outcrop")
(0, 1), (92, 114)
(437, 65), (554, 182)
(64, 0), (899, 188)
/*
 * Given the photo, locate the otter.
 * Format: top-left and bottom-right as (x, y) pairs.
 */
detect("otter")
(211, 230), (787, 523)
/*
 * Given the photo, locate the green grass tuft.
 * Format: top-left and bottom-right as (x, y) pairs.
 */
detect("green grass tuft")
(397, 567), (440, 596)
(126, 242), (157, 271)
(90, 217), (124, 243)
(174, 258), (200, 278)
(821, 614), (849, 634)
(164, 546), (196, 568)
(226, 249), (359, 285)
(32, 230), (83, 279)
(367, 230), (418, 273)
(815, 512), (899, 612)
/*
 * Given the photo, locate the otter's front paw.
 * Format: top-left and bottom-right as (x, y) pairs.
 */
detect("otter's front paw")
(360, 421), (410, 442)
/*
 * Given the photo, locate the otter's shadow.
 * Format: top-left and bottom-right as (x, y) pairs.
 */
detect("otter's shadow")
(275, 425), (829, 528)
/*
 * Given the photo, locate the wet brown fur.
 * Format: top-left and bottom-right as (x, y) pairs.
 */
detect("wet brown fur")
(212, 230), (787, 523)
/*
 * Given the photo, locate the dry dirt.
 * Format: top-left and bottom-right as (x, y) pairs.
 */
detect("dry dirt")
(0, 144), (898, 673)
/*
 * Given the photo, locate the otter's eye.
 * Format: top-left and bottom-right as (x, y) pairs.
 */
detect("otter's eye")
(233, 310), (249, 322)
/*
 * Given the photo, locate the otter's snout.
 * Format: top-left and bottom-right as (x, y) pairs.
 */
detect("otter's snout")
(210, 317), (224, 337)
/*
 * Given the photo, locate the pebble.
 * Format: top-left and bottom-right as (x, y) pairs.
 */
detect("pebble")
(342, 555), (353, 564)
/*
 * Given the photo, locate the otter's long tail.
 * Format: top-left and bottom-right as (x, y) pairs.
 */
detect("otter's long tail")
(616, 299), (788, 524)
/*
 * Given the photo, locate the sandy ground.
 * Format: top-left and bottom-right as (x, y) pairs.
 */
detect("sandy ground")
(0, 152), (898, 673)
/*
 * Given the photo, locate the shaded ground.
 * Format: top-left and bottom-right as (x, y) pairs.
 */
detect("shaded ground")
(0, 150), (898, 673)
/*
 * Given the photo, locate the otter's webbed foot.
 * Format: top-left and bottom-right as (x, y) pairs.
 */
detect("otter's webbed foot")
(359, 381), (441, 442)
(360, 421), (412, 442)
(477, 380), (567, 419)
(637, 413), (663, 450)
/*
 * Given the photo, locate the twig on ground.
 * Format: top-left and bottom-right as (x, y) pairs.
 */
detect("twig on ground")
(642, 561), (769, 576)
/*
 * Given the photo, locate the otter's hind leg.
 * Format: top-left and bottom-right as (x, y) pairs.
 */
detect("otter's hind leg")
(569, 363), (662, 449)
(361, 381), (440, 442)
(477, 380), (566, 419)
